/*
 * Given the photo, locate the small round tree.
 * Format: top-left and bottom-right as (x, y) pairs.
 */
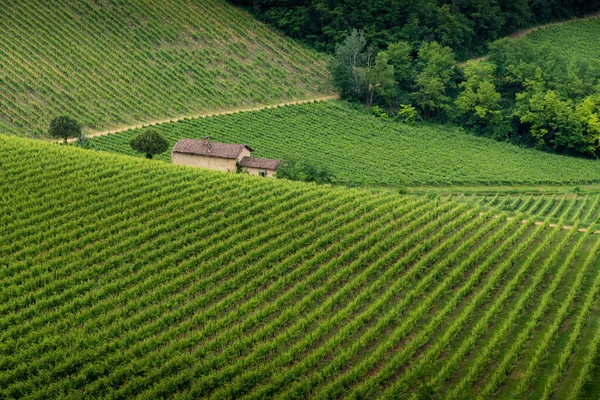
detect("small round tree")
(129, 129), (169, 159)
(48, 116), (82, 145)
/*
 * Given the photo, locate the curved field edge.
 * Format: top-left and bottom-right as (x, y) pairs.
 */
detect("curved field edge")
(90, 100), (600, 187)
(525, 16), (600, 61)
(0, 0), (332, 137)
(82, 96), (338, 138)
(459, 13), (600, 66)
(3, 135), (600, 399)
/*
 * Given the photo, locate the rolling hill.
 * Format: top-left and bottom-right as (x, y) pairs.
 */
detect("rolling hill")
(2, 134), (600, 399)
(91, 100), (600, 187)
(5, 3), (600, 398)
(0, 0), (332, 137)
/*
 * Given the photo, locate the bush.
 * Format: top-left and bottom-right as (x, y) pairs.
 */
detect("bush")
(371, 105), (389, 119)
(276, 159), (334, 184)
(74, 134), (97, 150)
(397, 104), (420, 125)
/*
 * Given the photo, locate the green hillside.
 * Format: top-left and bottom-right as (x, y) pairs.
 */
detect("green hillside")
(0, 0), (331, 137)
(525, 17), (600, 61)
(2, 135), (600, 399)
(92, 100), (600, 187)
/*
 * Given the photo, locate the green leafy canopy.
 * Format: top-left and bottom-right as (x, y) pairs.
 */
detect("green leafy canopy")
(129, 129), (169, 159)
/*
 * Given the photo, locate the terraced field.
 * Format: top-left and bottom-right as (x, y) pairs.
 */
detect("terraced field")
(92, 101), (600, 187)
(0, 0), (331, 137)
(2, 135), (600, 399)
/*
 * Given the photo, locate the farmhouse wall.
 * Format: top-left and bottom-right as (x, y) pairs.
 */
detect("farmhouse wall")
(172, 152), (237, 172)
(244, 166), (278, 178)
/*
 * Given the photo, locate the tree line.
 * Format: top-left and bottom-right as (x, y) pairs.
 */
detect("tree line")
(228, 0), (600, 58)
(330, 30), (600, 157)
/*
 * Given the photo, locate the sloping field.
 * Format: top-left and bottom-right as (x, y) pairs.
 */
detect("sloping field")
(2, 135), (600, 399)
(525, 16), (600, 60)
(92, 100), (600, 187)
(0, 0), (331, 137)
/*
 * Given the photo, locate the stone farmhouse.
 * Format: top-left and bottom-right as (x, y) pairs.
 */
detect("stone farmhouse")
(172, 137), (281, 177)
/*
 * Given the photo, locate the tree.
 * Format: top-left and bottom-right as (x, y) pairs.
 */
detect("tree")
(327, 29), (368, 101)
(516, 89), (600, 156)
(386, 41), (415, 91)
(48, 116), (82, 145)
(514, 73), (580, 151)
(235, 0), (595, 56)
(129, 130), (169, 159)
(569, 94), (600, 155)
(434, 4), (473, 57)
(414, 73), (450, 119)
(358, 50), (396, 106)
(455, 62), (503, 129)
(413, 41), (456, 120)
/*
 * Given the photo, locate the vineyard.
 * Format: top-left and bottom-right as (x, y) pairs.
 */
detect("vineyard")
(92, 101), (600, 187)
(445, 192), (600, 230)
(2, 134), (600, 399)
(0, 0), (331, 137)
(525, 16), (600, 60)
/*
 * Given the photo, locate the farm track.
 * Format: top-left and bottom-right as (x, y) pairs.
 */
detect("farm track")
(90, 101), (600, 187)
(459, 12), (600, 66)
(1, 0), (332, 137)
(71, 96), (338, 142)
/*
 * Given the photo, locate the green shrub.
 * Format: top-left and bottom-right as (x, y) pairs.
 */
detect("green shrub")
(397, 104), (420, 125)
(276, 159), (334, 184)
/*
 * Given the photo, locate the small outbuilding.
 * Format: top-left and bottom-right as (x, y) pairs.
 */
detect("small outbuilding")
(172, 137), (280, 177)
(239, 156), (281, 178)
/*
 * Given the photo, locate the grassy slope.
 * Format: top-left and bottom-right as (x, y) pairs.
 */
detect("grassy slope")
(0, 0), (331, 137)
(2, 135), (600, 399)
(525, 17), (600, 60)
(92, 100), (600, 187)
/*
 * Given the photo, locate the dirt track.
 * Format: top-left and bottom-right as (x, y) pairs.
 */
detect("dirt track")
(69, 95), (338, 142)
(459, 12), (600, 67)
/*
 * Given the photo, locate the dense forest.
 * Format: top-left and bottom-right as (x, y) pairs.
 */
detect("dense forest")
(228, 0), (600, 58)
(327, 30), (600, 157)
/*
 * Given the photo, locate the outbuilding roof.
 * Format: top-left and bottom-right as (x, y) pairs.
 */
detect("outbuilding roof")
(172, 138), (254, 159)
(239, 156), (281, 170)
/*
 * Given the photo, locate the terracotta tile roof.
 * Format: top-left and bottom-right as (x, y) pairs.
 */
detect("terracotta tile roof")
(172, 138), (253, 159)
(239, 156), (281, 170)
